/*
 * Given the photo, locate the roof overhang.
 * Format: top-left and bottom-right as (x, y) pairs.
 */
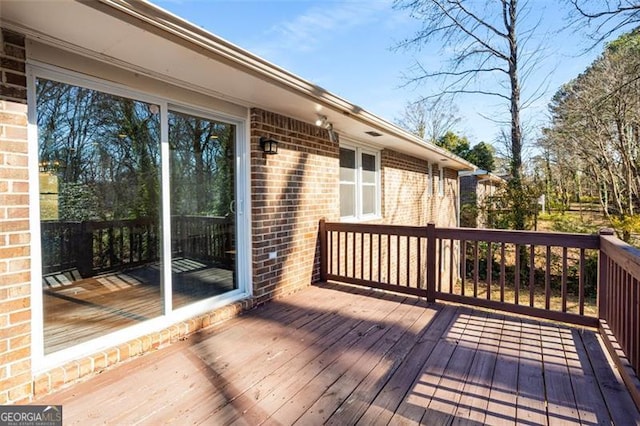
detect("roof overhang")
(459, 169), (505, 184)
(1, 0), (475, 170)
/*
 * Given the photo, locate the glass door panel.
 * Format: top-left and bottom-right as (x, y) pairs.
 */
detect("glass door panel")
(36, 78), (163, 354)
(168, 110), (237, 308)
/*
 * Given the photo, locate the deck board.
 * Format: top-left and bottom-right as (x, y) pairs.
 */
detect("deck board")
(450, 312), (499, 425)
(514, 319), (547, 425)
(36, 282), (640, 425)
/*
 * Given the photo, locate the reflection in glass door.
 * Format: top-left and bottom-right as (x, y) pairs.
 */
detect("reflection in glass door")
(37, 77), (163, 354)
(168, 110), (237, 308)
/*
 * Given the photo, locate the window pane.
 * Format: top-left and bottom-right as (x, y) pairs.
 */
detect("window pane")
(340, 148), (356, 182)
(169, 111), (237, 308)
(37, 78), (162, 354)
(362, 185), (376, 215)
(340, 183), (356, 217)
(361, 153), (376, 184)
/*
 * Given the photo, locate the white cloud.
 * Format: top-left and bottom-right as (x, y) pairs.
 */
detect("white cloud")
(250, 0), (392, 58)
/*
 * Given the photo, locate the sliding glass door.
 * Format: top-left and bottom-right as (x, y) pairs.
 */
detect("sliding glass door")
(35, 75), (240, 354)
(169, 110), (237, 309)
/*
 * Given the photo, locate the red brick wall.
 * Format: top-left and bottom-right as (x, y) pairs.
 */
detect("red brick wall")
(0, 28), (31, 403)
(0, 30), (27, 104)
(381, 150), (431, 225)
(250, 109), (339, 302)
(381, 150), (458, 227)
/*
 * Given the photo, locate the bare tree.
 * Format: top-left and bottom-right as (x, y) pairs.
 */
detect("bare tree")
(395, 96), (460, 143)
(543, 29), (640, 241)
(570, 0), (640, 45)
(393, 0), (543, 229)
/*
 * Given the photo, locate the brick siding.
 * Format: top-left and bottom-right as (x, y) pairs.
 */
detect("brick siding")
(0, 29), (31, 404)
(382, 150), (458, 227)
(250, 109), (339, 303)
(1, 29), (27, 104)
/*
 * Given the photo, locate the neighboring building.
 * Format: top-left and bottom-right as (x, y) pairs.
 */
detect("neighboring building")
(0, 0), (474, 402)
(459, 169), (505, 228)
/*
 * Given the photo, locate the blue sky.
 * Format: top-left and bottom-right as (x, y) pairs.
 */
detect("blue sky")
(152, 0), (606, 154)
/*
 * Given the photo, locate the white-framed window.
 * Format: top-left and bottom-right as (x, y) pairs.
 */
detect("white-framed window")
(439, 167), (445, 196)
(339, 144), (380, 220)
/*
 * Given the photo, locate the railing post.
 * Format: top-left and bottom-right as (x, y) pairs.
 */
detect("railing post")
(319, 219), (328, 282)
(426, 222), (436, 302)
(77, 221), (93, 277)
(598, 228), (614, 320)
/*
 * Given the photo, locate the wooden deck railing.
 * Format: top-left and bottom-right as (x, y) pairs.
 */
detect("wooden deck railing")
(598, 229), (640, 406)
(319, 219), (640, 396)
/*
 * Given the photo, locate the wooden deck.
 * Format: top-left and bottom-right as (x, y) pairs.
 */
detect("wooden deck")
(37, 283), (639, 425)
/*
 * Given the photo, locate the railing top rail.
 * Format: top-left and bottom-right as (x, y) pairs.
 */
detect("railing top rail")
(323, 222), (427, 237)
(322, 221), (600, 249)
(600, 234), (640, 279)
(436, 226), (600, 249)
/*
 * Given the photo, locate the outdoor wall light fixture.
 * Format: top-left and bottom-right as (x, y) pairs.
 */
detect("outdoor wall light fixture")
(260, 136), (279, 155)
(315, 115), (333, 130)
(315, 114), (338, 143)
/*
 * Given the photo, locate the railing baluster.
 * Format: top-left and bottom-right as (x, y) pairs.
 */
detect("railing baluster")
(633, 276), (639, 375)
(406, 236), (411, 288)
(562, 247), (568, 313)
(368, 233), (373, 281)
(437, 238), (442, 292)
(377, 233), (381, 283)
(473, 241), (479, 298)
(351, 232), (356, 278)
(417, 237), (422, 289)
(387, 233), (391, 284)
(500, 242), (506, 303)
(449, 239), (454, 294)
(545, 246), (551, 310)
(336, 231), (341, 276)
(461, 240), (466, 297)
(529, 244), (535, 308)
(487, 241), (492, 300)
(515, 243), (520, 305)
(579, 248), (585, 316)
(396, 235), (401, 285)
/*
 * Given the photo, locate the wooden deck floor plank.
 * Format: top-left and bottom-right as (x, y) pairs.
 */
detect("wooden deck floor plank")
(161, 293), (390, 425)
(513, 319), (547, 425)
(388, 310), (473, 424)
(221, 292), (409, 425)
(266, 297), (425, 424)
(187, 288), (373, 377)
(325, 304), (459, 426)
(581, 331), (640, 424)
(101, 350), (224, 425)
(450, 313), (502, 425)
(356, 307), (468, 425)
(563, 328), (612, 426)
(39, 340), (207, 425)
(540, 323), (581, 426)
(483, 315), (521, 426)
(141, 313), (361, 425)
(420, 312), (485, 425)
(293, 299), (435, 425)
(419, 311), (486, 425)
